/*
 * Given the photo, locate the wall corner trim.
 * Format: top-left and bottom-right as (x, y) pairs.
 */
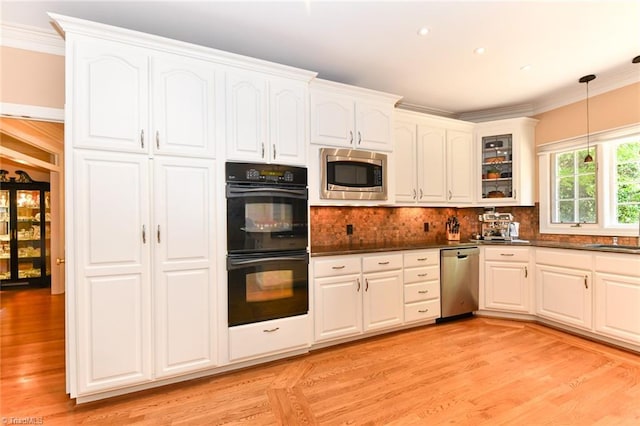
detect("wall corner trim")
(1, 21), (65, 56)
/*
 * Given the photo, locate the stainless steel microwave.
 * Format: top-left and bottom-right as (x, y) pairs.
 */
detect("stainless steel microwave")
(320, 148), (387, 200)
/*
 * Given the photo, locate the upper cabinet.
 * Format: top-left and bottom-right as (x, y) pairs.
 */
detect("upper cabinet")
(476, 117), (538, 206)
(72, 36), (217, 158)
(394, 110), (474, 205)
(226, 71), (308, 166)
(310, 79), (401, 152)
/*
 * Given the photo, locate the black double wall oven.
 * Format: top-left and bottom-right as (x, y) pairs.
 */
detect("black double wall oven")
(226, 162), (308, 327)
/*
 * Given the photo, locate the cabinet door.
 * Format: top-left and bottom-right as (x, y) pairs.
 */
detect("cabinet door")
(355, 101), (393, 151)
(446, 130), (474, 203)
(73, 151), (152, 394)
(314, 274), (362, 342)
(536, 265), (592, 330)
(484, 261), (530, 313)
(226, 71), (268, 161)
(417, 125), (447, 202)
(73, 37), (149, 153)
(270, 79), (307, 165)
(363, 270), (403, 331)
(151, 54), (217, 158)
(310, 92), (355, 147)
(594, 272), (640, 344)
(153, 157), (217, 377)
(393, 120), (418, 202)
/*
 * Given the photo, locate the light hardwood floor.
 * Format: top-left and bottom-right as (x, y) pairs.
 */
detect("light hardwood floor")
(2, 288), (640, 425)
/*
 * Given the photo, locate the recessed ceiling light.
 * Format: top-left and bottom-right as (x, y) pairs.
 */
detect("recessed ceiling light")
(474, 47), (486, 55)
(417, 27), (430, 36)
(520, 64), (532, 71)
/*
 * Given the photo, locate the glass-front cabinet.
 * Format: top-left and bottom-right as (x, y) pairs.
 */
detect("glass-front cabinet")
(476, 117), (538, 206)
(0, 171), (51, 288)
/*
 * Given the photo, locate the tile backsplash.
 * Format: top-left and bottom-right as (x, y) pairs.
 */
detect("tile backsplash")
(310, 204), (636, 248)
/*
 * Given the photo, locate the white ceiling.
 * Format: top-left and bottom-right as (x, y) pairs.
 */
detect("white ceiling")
(2, 1), (640, 118)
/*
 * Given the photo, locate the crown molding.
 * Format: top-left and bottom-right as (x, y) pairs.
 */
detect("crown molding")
(457, 104), (535, 123)
(395, 102), (457, 119)
(1, 21), (65, 56)
(0, 103), (64, 123)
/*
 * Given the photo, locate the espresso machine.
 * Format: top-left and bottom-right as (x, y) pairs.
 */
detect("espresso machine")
(479, 212), (514, 240)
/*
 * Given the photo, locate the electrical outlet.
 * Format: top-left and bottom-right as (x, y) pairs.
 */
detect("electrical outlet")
(346, 224), (353, 235)
(424, 222), (429, 232)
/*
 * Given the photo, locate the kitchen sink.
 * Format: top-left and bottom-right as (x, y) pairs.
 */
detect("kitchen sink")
(585, 244), (640, 252)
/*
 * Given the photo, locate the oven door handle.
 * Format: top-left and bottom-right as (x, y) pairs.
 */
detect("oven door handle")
(227, 254), (309, 270)
(226, 186), (308, 199)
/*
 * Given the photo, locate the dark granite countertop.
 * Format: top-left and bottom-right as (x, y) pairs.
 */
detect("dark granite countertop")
(310, 239), (640, 257)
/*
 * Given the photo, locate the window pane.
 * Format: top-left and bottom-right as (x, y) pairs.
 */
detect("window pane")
(577, 149), (596, 173)
(615, 141), (640, 225)
(558, 177), (575, 199)
(551, 148), (597, 224)
(578, 174), (596, 198)
(556, 152), (574, 176)
(618, 204), (640, 224)
(578, 199), (596, 223)
(558, 201), (575, 222)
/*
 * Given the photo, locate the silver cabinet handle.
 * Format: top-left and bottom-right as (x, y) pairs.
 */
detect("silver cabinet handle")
(419, 188), (424, 200)
(263, 327), (279, 333)
(500, 253), (515, 257)
(357, 278), (361, 292)
(524, 266), (528, 278)
(332, 265), (346, 270)
(514, 189), (517, 199)
(142, 225), (146, 244)
(157, 225), (161, 243)
(418, 308), (429, 313)
(273, 144), (276, 159)
(417, 257), (428, 261)
(365, 278), (369, 292)
(448, 190), (453, 200)
(261, 142), (265, 158)
(140, 129), (145, 149)
(412, 189), (417, 200)
(357, 131), (362, 145)
(418, 290), (429, 294)
(584, 275), (588, 289)
(418, 273), (428, 277)
(378, 261), (390, 265)
(349, 130), (354, 144)
(156, 131), (160, 149)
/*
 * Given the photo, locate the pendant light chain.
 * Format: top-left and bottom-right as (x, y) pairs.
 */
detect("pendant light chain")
(579, 74), (596, 163)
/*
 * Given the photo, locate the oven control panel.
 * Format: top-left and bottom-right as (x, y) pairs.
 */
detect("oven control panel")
(226, 162), (307, 186)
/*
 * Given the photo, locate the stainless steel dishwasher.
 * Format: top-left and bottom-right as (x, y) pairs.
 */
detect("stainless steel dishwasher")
(440, 247), (479, 319)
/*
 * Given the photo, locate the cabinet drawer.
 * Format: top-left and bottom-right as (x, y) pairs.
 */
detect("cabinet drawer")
(229, 315), (310, 361)
(362, 253), (403, 273)
(404, 281), (440, 303)
(404, 299), (440, 323)
(403, 265), (440, 284)
(313, 256), (361, 278)
(484, 246), (530, 262)
(404, 250), (439, 268)
(536, 248), (591, 268)
(595, 253), (640, 277)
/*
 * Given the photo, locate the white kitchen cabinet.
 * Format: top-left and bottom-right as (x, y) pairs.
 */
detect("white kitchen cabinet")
(403, 250), (441, 323)
(594, 253), (640, 345)
(73, 36), (217, 158)
(394, 110), (474, 205)
(310, 79), (401, 151)
(313, 252), (403, 343)
(482, 246), (533, 314)
(535, 249), (592, 330)
(476, 117), (537, 206)
(226, 71), (307, 165)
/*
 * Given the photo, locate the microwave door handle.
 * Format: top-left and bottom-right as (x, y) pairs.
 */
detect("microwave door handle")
(226, 186), (308, 199)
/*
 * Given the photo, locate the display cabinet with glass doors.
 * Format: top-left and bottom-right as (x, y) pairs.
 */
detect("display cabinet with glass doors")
(481, 134), (514, 200)
(0, 171), (51, 288)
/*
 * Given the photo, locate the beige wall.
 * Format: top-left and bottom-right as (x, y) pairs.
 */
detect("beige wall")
(0, 46), (65, 109)
(534, 82), (640, 146)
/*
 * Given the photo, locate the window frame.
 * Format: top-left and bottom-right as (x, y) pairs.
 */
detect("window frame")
(538, 124), (640, 237)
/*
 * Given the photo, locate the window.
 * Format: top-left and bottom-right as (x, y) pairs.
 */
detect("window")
(552, 148), (596, 224)
(614, 140), (640, 224)
(539, 125), (640, 236)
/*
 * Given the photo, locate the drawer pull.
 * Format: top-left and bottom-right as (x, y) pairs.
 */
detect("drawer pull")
(500, 253), (515, 257)
(378, 261), (390, 265)
(584, 275), (588, 289)
(418, 308), (429, 313)
(418, 273), (428, 277)
(417, 257), (428, 261)
(357, 278), (361, 292)
(524, 266), (528, 278)
(418, 290), (429, 294)
(332, 265), (346, 270)
(263, 327), (280, 333)
(365, 278), (369, 292)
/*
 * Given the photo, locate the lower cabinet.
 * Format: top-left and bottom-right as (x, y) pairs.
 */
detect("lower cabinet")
(594, 253), (640, 345)
(228, 315), (310, 361)
(535, 249), (592, 331)
(482, 246), (533, 314)
(313, 253), (403, 343)
(403, 250), (441, 323)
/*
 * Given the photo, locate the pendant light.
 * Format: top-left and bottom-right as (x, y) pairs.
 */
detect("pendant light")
(579, 74), (596, 163)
